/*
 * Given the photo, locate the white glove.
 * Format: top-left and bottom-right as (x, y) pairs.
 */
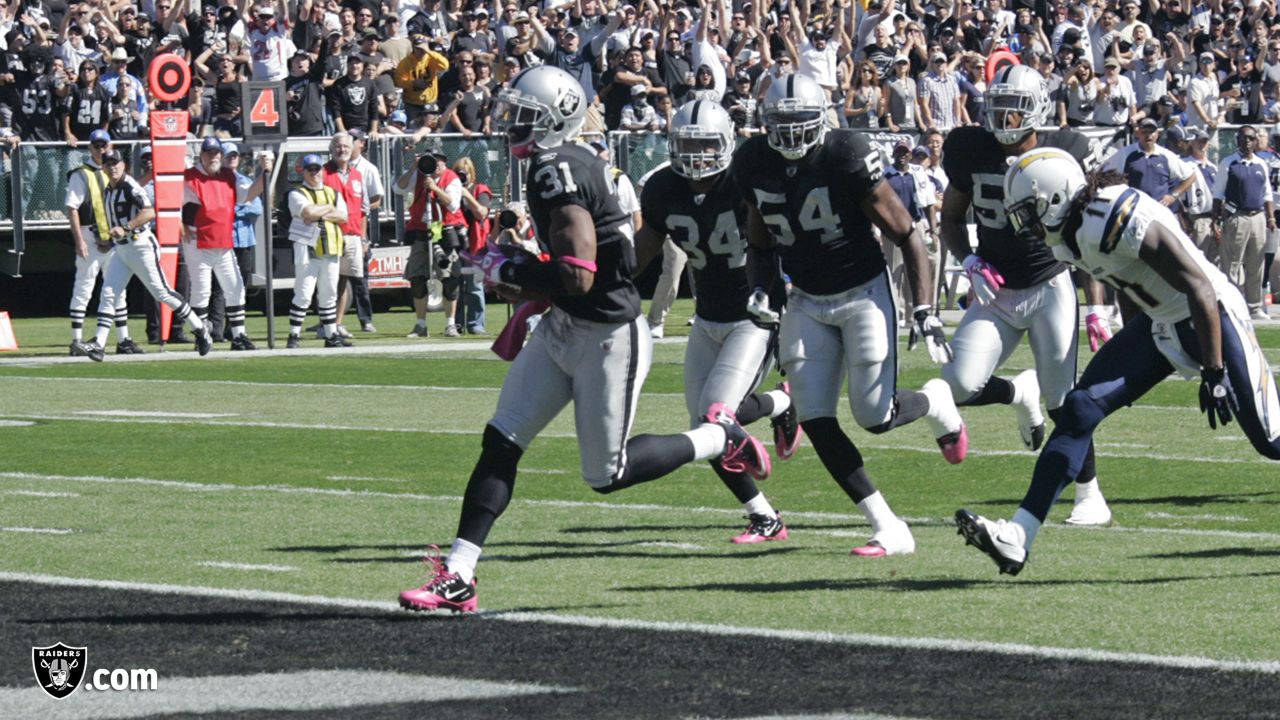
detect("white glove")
(912, 305), (953, 364)
(961, 254), (1005, 306)
(746, 287), (779, 324)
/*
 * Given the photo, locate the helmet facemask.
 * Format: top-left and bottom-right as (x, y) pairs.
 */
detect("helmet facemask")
(765, 106), (825, 160)
(986, 89), (1039, 145)
(492, 88), (549, 159)
(669, 129), (731, 180)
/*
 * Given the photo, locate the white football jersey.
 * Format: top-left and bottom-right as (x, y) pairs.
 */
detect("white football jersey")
(1059, 184), (1235, 324)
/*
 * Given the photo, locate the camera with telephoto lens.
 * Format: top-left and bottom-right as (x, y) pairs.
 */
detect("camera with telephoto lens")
(417, 153), (439, 175)
(498, 209), (518, 229)
(432, 243), (457, 271)
(457, 170), (470, 185)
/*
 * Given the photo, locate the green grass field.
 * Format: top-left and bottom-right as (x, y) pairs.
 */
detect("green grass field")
(2, 304), (1279, 670)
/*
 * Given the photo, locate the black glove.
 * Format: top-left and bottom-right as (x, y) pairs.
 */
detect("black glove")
(1199, 366), (1239, 430)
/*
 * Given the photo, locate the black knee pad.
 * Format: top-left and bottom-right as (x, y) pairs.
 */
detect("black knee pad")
(480, 424), (523, 469)
(863, 420), (893, 435)
(409, 277), (429, 300)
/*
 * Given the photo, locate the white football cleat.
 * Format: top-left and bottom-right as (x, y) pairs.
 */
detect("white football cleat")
(1065, 478), (1112, 525)
(650, 325), (665, 340)
(1011, 369), (1046, 451)
(955, 509), (1027, 575)
(850, 519), (915, 557)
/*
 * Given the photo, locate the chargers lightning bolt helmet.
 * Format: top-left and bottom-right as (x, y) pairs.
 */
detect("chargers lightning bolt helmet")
(668, 100), (736, 180)
(985, 64), (1050, 145)
(492, 65), (587, 159)
(1003, 147), (1087, 247)
(761, 73), (828, 160)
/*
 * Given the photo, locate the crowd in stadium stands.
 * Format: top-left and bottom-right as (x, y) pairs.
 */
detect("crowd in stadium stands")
(4, 0), (1280, 333)
(0, 0), (1278, 142)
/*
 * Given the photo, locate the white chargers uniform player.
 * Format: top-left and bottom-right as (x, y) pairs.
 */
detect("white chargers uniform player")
(958, 148), (1280, 575)
(731, 73), (966, 558)
(399, 66), (772, 613)
(635, 100), (802, 545)
(939, 64), (1112, 526)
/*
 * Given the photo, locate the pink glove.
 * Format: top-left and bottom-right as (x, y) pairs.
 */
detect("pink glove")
(1086, 305), (1112, 352)
(961, 254), (1005, 306)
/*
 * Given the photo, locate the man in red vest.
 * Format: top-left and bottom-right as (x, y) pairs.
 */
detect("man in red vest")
(322, 132), (366, 339)
(394, 148), (466, 338)
(183, 137), (270, 350)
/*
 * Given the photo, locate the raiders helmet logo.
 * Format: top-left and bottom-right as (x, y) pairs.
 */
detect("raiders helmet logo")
(32, 642), (87, 699)
(555, 85), (582, 118)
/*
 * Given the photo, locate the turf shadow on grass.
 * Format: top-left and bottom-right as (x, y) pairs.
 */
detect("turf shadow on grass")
(615, 569), (1280, 594)
(325, 546), (804, 564)
(3, 580), (1279, 719)
(972, 490), (1280, 508)
(1138, 547), (1280, 560)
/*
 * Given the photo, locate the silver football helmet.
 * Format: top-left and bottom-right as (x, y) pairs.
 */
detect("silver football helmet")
(1003, 147), (1086, 247)
(761, 73), (828, 160)
(492, 65), (587, 159)
(985, 64), (1049, 145)
(668, 100), (736, 180)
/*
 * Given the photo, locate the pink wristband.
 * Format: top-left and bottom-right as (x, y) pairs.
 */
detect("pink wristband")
(557, 255), (597, 273)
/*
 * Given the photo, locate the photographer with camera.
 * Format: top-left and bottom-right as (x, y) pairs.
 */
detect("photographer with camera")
(395, 148), (466, 338)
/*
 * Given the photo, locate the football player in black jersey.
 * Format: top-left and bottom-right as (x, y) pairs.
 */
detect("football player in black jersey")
(938, 64), (1113, 526)
(400, 67), (772, 613)
(731, 73), (967, 558)
(635, 100), (801, 545)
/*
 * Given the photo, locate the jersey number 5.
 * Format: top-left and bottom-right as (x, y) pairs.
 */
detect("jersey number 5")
(754, 186), (843, 246)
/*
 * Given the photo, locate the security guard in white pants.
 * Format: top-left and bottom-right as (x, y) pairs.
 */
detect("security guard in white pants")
(286, 153), (350, 348)
(70, 152), (211, 361)
(1214, 125), (1276, 320)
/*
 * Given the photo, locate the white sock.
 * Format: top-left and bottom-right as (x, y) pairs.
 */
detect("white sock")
(1074, 477), (1101, 502)
(446, 538), (482, 583)
(188, 315), (205, 331)
(71, 327), (82, 342)
(765, 390), (791, 418)
(1011, 507), (1042, 551)
(232, 327), (246, 338)
(94, 326), (110, 347)
(857, 491), (898, 534)
(324, 322), (338, 338)
(116, 324), (130, 341)
(445, 315), (456, 326)
(744, 493), (776, 518)
(683, 423), (727, 460)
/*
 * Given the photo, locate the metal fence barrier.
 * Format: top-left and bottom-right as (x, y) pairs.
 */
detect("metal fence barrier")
(0, 124), (1262, 277)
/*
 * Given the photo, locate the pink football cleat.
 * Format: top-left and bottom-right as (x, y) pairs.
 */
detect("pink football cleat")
(731, 513), (789, 545)
(706, 402), (771, 480)
(399, 546), (477, 614)
(937, 424), (969, 465)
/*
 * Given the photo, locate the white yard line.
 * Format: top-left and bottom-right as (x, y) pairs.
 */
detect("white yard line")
(3, 411), (1277, 466)
(1, 526), (73, 534)
(1, 471), (1277, 542)
(4, 490), (79, 498)
(0, 571), (1276, 676)
(197, 561), (298, 573)
(323, 475), (409, 483)
(0, 669), (572, 720)
(72, 410), (240, 419)
(0, 340), (498, 366)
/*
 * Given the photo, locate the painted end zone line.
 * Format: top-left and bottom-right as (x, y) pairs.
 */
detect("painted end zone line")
(0, 571), (1276, 676)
